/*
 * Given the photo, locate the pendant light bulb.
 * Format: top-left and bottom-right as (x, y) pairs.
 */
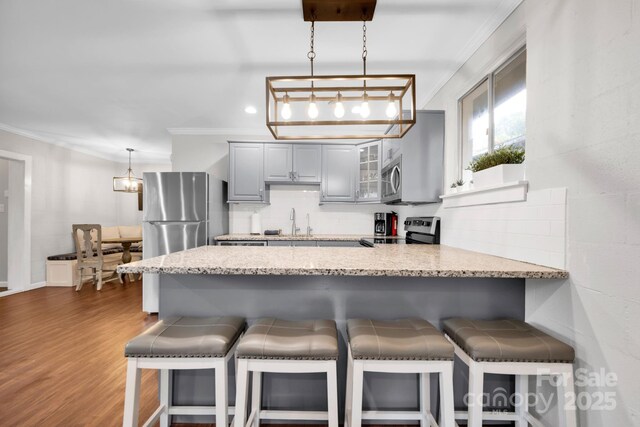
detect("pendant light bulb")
(385, 92), (397, 118)
(308, 94), (319, 119)
(334, 92), (345, 119)
(281, 93), (292, 120)
(360, 94), (370, 119)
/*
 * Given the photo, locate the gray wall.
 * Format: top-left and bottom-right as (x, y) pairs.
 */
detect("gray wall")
(0, 159), (8, 282)
(0, 129), (169, 284)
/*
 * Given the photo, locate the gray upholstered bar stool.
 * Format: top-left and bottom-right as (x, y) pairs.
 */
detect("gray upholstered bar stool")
(443, 318), (577, 427)
(234, 318), (340, 427)
(122, 316), (245, 427)
(345, 318), (456, 427)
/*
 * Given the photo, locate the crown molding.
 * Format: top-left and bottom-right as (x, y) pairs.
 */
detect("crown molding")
(167, 127), (271, 136)
(0, 122), (170, 164)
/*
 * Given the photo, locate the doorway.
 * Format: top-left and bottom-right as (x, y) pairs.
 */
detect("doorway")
(0, 150), (32, 296)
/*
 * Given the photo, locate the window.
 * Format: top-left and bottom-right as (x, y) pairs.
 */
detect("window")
(460, 48), (526, 171)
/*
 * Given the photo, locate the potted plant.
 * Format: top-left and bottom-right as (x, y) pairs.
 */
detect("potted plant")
(467, 145), (525, 188)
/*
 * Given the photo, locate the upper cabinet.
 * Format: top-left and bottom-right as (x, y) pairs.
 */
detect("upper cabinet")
(356, 140), (381, 203)
(264, 144), (293, 182)
(321, 145), (356, 203)
(264, 144), (321, 184)
(293, 144), (321, 183)
(228, 143), (266, 202)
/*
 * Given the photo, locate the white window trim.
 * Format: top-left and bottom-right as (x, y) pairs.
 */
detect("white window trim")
(457, 42), (527, 179)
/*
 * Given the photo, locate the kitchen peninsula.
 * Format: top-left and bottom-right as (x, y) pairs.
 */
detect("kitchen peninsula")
(118, 242), (567, 422)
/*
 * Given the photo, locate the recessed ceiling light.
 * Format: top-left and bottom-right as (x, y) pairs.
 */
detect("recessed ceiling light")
(244, 106), (257, 114)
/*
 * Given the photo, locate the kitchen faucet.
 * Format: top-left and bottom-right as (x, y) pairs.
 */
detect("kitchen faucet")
(290, 208), (300, 236)
(306, 213), (312, 237)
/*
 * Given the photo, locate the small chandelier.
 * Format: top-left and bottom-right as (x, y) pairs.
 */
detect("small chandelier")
(266, 0), (416, 140)
(113, 148), (142, 193)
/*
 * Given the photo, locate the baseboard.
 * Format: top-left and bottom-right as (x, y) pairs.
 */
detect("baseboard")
(0, 281), (46, 297)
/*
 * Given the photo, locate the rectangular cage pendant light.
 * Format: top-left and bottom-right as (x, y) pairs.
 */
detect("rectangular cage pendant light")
(266, 74), (416, 140)
(265, 0), (417, 141)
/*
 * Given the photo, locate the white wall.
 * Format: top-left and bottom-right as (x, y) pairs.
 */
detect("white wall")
(0, 129), (169, 284)
(397, 1), (639, 424)
(0, 159), (8, 282)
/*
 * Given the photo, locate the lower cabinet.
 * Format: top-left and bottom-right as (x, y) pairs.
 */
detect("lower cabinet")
(267, 240), (363, 247)
(267, 240), (317, 247)
(316, 241), (362, 247)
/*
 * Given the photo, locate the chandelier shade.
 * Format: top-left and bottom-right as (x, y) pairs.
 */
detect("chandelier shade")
(266, 74), (416, 140)
(113, 148), (143, 193)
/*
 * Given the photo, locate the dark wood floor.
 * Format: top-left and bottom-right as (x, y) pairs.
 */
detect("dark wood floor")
(0, 281), (481, 427)
(0, 279), (160, 426)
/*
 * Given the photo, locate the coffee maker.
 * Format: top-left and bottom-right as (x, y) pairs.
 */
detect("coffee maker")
(374, 212), (398, 236)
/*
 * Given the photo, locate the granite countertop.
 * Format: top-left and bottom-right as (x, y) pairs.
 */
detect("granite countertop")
(118, 244), (568, 279)
(214, 234), (400, 241)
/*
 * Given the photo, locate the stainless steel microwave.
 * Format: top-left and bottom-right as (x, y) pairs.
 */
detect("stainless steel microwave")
(381, 156), (402, 203)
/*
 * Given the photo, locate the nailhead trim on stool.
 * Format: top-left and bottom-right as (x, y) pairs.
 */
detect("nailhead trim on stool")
(122, 316), (245, 427)
(345, 318), (456, 427)
(443, 317), (577, 427)
(234, 318), (340, 427)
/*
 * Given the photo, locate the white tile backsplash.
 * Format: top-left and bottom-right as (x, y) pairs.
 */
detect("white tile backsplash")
(229, 185), (391, 235)
(395, 187), (568, 269)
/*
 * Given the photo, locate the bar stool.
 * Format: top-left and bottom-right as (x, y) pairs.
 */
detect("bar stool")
(234, 318), (340, 427)
(345, 318), (456, 427)
(443, 318), (577, 427)
(122, 316), (245, 427)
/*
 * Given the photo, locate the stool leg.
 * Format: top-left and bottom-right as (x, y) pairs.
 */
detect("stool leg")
(234, 359), (249, 427)
(515, 375), (528, 427)
(419, 373), (430, 427)
(160, 369), (170, 427)
(558, 369), (577, 427)
(439, 363), (455, 427)
(251, 371), (262, 427)
(122, 359), (141, 427)
(326, 361), (339, 427)
(216, 359), (229, 427)
(467, 361), (484, 427)
(349, 360), (364, 427)
(344, 348), (354, 427)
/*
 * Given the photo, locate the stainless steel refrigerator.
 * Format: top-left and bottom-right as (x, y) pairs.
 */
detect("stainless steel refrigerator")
(142, 172), (228, 313)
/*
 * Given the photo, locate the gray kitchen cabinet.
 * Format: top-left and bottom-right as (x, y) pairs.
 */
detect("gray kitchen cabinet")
(356, 140), (381, 203)
(316, 241), (362, 247)
(267, 240), (318, 247)
(264, 144), (293, 182)
(293, 144), (321, 183)
(264, 144), (321, 183)
(321, 145), (357, 203)
(228, 143), (266, 202)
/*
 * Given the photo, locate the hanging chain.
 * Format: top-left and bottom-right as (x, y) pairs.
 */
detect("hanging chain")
(307, 18), (316, 88)
(362, 18), (368, 92)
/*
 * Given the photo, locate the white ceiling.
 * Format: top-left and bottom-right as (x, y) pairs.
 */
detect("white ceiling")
(0, 0), (521, 162)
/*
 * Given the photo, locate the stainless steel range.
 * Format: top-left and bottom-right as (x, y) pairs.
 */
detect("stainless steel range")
(360, 216), (440, 246)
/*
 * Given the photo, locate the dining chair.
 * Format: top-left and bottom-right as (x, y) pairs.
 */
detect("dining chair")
(72, 224), (122, 291)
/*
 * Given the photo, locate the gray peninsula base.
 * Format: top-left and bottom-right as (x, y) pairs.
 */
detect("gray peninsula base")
(158, 274), (525, 424)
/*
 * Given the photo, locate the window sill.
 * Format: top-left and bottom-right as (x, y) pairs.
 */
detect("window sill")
(439, 181), (528, 208)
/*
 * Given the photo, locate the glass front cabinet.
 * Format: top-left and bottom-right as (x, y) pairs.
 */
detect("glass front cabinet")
(356, 140), (381, 203)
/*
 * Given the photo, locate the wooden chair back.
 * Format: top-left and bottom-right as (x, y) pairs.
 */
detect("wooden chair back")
(73, 224), (103, 268)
